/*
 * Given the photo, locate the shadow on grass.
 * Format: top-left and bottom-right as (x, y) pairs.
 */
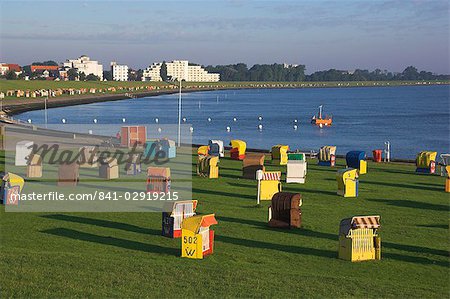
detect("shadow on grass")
(41, 228), (178, 256)
(227, 182), (255, 189)
(216, 234), (336, 259)
(41, 214), (161, 235)
(220, 216), (449, 264)
(367, 198), (448, 211)
(363, 181), (442, 192)
(192, 188), (254, 200)
(417, 224), (449, 229)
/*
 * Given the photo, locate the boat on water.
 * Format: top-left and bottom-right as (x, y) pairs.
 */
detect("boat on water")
(311, 105), (332, 127)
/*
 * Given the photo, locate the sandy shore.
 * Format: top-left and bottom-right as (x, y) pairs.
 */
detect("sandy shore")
(2, 88), (218, 116)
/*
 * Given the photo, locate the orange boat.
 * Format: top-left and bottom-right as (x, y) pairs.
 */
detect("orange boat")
(311, 105), (332, 127)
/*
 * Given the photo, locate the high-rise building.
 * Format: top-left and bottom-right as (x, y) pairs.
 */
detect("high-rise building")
(63, 55), (103, 80)
(142, 60), (219, 82)
(111, 61), (128, 81)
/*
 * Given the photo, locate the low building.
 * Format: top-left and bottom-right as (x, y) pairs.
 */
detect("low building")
(111, 61), (128, 81)
(63, 55), (103, 80)
(0, 63), (22, 76)
(142, 60), (220, 82)
(31, 65), (59, 72)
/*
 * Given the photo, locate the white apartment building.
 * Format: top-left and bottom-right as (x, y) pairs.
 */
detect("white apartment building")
(111, 61), (128, 81)
(142, 60), (220, 82)
(63, 55), (103, 80)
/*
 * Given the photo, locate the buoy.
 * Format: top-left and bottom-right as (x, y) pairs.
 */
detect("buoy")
(122, 118), (126, 123)
(207, 117), (212, 122)
(93, 119), (97, 124)
(183, 117), (187, 122)
(157, 127), (162, 133)
(319, 124), (323, 128)
(190, 127), (194, 133)
(155, 118), (159, 123)
(27, 119), (32, 124)
(258, 116), (263, 121)
(61, 118), (66, 124)
(233, 117), (237, 122)
(88, 130), (93, 135)
(226, 126), (231, 132)
(293, 119), (298, 123)
(293, 124), (298, 130)
(258, 124), (263, 131)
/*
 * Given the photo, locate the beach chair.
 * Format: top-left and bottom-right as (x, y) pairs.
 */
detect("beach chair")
(271, 145), (289, 165)
(0, 172), (24, 205)
(339, 215), (381, 262)
(197, 145), (209, 157)
(125, 154), (141, 175)
(242, 153), (265, 179)
(257, 171), (282, 201)
(78, 146), (98, 168)
(121, 126), (147, 148)
(230, 139), (246, 160)
(416, 151), (437, 174)
(58, 162), (79, 187)
(26, 154), (42, 178)
(286, 153), (307, 183)
(181, 214), (217, 259)
(337, 168), (358, 197)
(162, 200), (198, 238)
(160, 139), (176, 159)
(209, 140), (224, 157)
(15, 140), (34, 166)
(146, 167), (171, 193)
(318, 146), (336, 166)
(197, 156), (219, 178)
(99, 158), (119, 180)
(438, 154), (450, 176)
(346, 151), (367, 174)
(445, 166), (450, 193)
(144, 140), (164, 160)
(268, 192), (302, 228)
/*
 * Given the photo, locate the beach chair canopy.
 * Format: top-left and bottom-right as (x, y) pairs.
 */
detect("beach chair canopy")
(99, 157), (118, 167)
(346, 151), (366, 167)
(319, 146), (336, 161)
(182, 214), (217, 233)
(147, 166), (170, 178)
(288, 153), (306, 161)
(198, 145), (209, 156)
(2, 172), (25, 190)
(243, 153), (265, 167)
(230, 139), (246, 154)
(261, 171), (281, 181)
(339, 215), (380, 236)
(170, 200), (198, 216)
(416, 151), (437, 168)
(28, 154), (42, 166)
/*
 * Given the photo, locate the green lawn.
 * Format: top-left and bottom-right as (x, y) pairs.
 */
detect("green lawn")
(0, 151), (449, 298)
(1, 80), (448, 101)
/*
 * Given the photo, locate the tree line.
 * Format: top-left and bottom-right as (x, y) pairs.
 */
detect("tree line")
(204, 64), (449, 82)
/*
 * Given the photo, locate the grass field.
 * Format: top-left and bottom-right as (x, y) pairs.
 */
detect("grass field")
(1, 80), (448, 101)
(0, 150), (449, 298)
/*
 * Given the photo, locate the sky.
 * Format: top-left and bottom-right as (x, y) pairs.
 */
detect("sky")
(0, 0), (449, 74)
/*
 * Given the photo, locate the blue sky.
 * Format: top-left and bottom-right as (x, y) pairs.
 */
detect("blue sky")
(0, 0), (449, 73)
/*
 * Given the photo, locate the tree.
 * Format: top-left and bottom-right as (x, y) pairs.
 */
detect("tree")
(86, 74), (100, 81)
(103, 70), (112, 81)
(5, 70), (17, 80)
(67, 68), (78, 81)
(78, 72), (86, 81)
(160, 61), (168, 81)
(401, 66), (419, 80)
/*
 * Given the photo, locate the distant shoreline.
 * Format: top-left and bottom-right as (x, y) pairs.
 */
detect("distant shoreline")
(2, 80), (448, 116)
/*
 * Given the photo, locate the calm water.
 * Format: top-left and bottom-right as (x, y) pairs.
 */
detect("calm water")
(17, 85), (449, 159)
